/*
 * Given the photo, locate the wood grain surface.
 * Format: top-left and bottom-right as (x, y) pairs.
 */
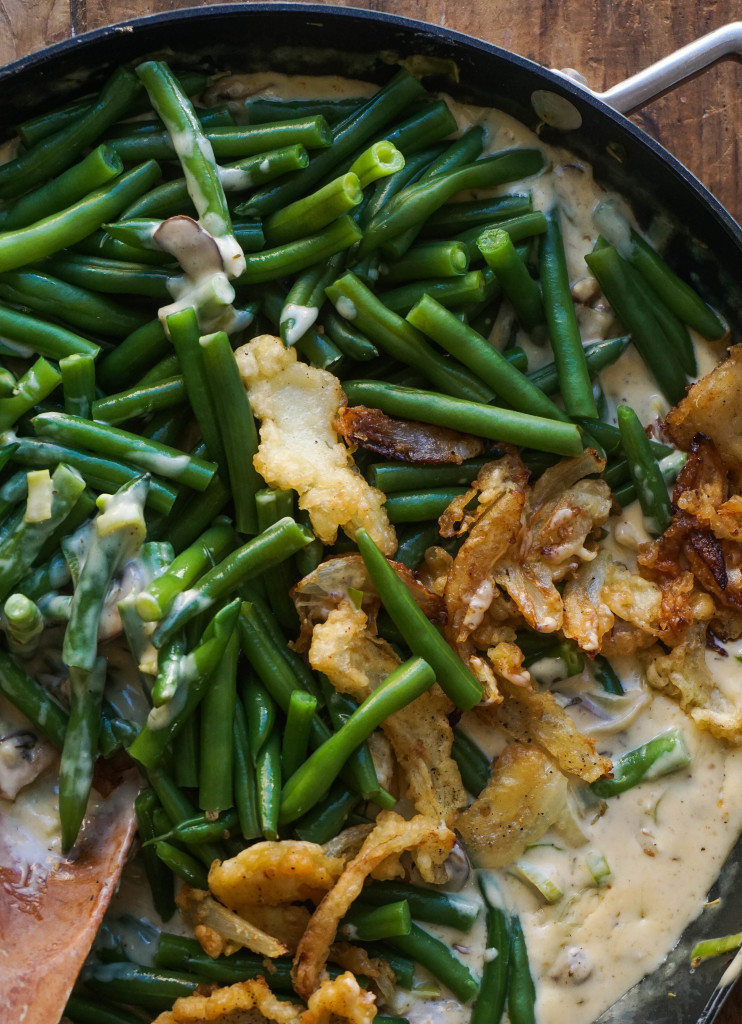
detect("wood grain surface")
(0, 1), (741, 1022)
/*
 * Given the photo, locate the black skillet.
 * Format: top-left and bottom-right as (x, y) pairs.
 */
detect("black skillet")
(0, 6), (740, 1023)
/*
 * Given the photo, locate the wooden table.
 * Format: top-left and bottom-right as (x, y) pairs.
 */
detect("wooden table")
(2, 1), (741, 1022)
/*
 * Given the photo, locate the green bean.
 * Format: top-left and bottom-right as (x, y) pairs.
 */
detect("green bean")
(198, 630), (238, 813)
(32, 411), (216, 492)
(591, 726), (691, 798)
(323, 308), (378, 361)
(10, 437), (177, 514)
(152, 520), (312, 645)
(91, 376), (185, 426)
(16, 548), (71, 603)
(0, 463), (85, 602)
(244, 592), (323, 703)
(369, 459), (489, 494)
(110, 117), (331, 162)
(341, 901), (412, 942)
(407, 294), (568, 421)
(294, 782), (361, 844)
(2, 594), (44, 654)
(585, 242), (688, 404)
(238, 215), (362, 285)
(96, 319), (168, 392)
(0, 144), (123, 234)
(627, 259), (697, 377)
(393, 523), (442, 570)
(17, 71), (207, 149)
(360, 149), (546, 257)
(128, 600), (241, 768)
(59, 657), (106, 852)
(65, 993), (144, 1024)
(256, 721), (282, 840)
(385, 487), (467, 523)
(233, 698), (261, 840)
(0, 160), (162, 274)
(359, 879), (480, 931)
(455, 212), (547, 264)
(322, 684), (394, 809)
(420, 193), (532, 237)
(72, 226), (173, 265)
(243, 678), (277, 764)
(80, 962), (199, 1012)
(691, 932), (742, 967)
(451, 726), (491, 796)
(135, 61), (242, 276)
(240, 69), (425, 217)
(539, 209), (597, 416)
(252, 489), (297, 630)
(245, 96), (366, 124)
(0, 649), (68, 748)
(152, 635), (185, 707)
(134, 789), (176, 921)
(0, 357), (61, 432)
(381, 241), (469, 284)
(279, 258), (339, 345)
(617, 404), (672, 534)
(349, 140), (405, 189)
(0, 67), (141, 199)
(59, 354), (95, 420)
(263, 172), (363, 246)
(44, 250), (175, 299)
(200, 330), (261, 534)
(478, 226), (544, 330)
(260, 283), (344, 372)
(629, 230), (725, 339)
(156, 475), (231, 554)
(471, 874), (510, 1024)
(344, 380), (583, 457)
(281, 690), (318, 780)
(380, 271), (489, 316)
(147, 764), (223, 867)
(525, 336), (630, 395)
(614, 449), (687, 508)
(326, 272), (494, 403)
(0, 300), (99, 360)
(280, 656), (434, 822)
(389, 924), (480, 1003)
(63, 476), (148, 673)
(508, 914), (536, 1024)
(593, 654), (624, 695)
(356, 527), (483, 709)
(155, 931), (296, 990)
(155, 840), (210, 890)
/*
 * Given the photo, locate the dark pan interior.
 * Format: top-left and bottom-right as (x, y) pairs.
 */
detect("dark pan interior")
(1, 5), (741, 1022)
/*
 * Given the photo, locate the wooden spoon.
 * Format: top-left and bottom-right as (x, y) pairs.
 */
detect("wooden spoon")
(0, 768), (139, 1024)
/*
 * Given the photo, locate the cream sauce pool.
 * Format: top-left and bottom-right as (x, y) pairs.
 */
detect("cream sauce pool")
(4, 70), (740, 1024)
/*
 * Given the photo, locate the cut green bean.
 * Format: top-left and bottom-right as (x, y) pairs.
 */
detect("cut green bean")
(238, 215), (362, 285)
(244, 678), (278, 764)
(263, 172), (363, 247)
(359, 879), (480, 931)
(385, 487), (467, 523)
(152, 520), (312, 645)
(0, 649), (68, 748)
(478, 227), (544, 330)
(617, 404), (672, 535)
(508, 914), (536, 1024)
(356, 528), (483, 710)
(155, 841), (210, 890)
(341, 901), (412, 942)
(294, 782), (361, 844)
(59, 657), (106, 852)
(420, 193), (532, 236)
(198, 628), (238, 813)
(344, 380), (583, 457)
(256, 722), (282, 840)
(472, 874), (510, 1024)
(526, 336), (630, 395)
(389, 923), (480, 1003)
(281, 690), (318, 780)
(0, 357), (61, 432)
(134, 789), (176, 921)
(80, 962), (199, 1012)
(585, 242), (689, 404)
(128, 600), (241, 768)
(280, 656), (434, 822)
(200, 330), (261, 534)
(0, 300), (99, 360)
(382, 241), (469, 284)
(591, 727), (691, 798)
(32, 411), (216, 492)
(452, 726), (491, 796)
(233, 698), (261, 840)
(380, 270), (489, 316)
(60, 354), (95, 420)
(539, 210), (597, 416)
(407, 294), (568, 421)
(368, 459), (489, 494)
(65, 993), (145, 1024)
(593, 654), (624, 695)
(0, 160), (162, 274)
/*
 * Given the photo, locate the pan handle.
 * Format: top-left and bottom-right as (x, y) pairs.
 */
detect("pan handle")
(555, 22), (742, 113)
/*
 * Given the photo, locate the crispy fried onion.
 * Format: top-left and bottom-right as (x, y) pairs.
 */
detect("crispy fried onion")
(292, 553), (444, 652)
(235, 334), (395, 554)
(302, 971), (377, 1024)
(152, 976), (301, 1024)
(646, 624), (742, 743)
(334, 404), (486, 463)
(292, 811), (455, 999)
(209, 841), (345, 912)
(441, 453), (528, 645)
(455, 743), (577, 868)
(479, 643), (611, 783)
(665, 343), (742, 476)
(177, 886), (287, 959)
(309, 602), (466, 825)
(563, 550), (696, 654)
(329, 943), (397, 1005)
(639, 435), (742, 619)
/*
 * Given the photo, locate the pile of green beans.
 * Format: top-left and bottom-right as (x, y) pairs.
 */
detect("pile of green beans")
(0, 53), (723, 1024)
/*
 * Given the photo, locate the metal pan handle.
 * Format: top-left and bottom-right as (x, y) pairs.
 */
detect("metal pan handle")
(555, 22), (742, 113)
